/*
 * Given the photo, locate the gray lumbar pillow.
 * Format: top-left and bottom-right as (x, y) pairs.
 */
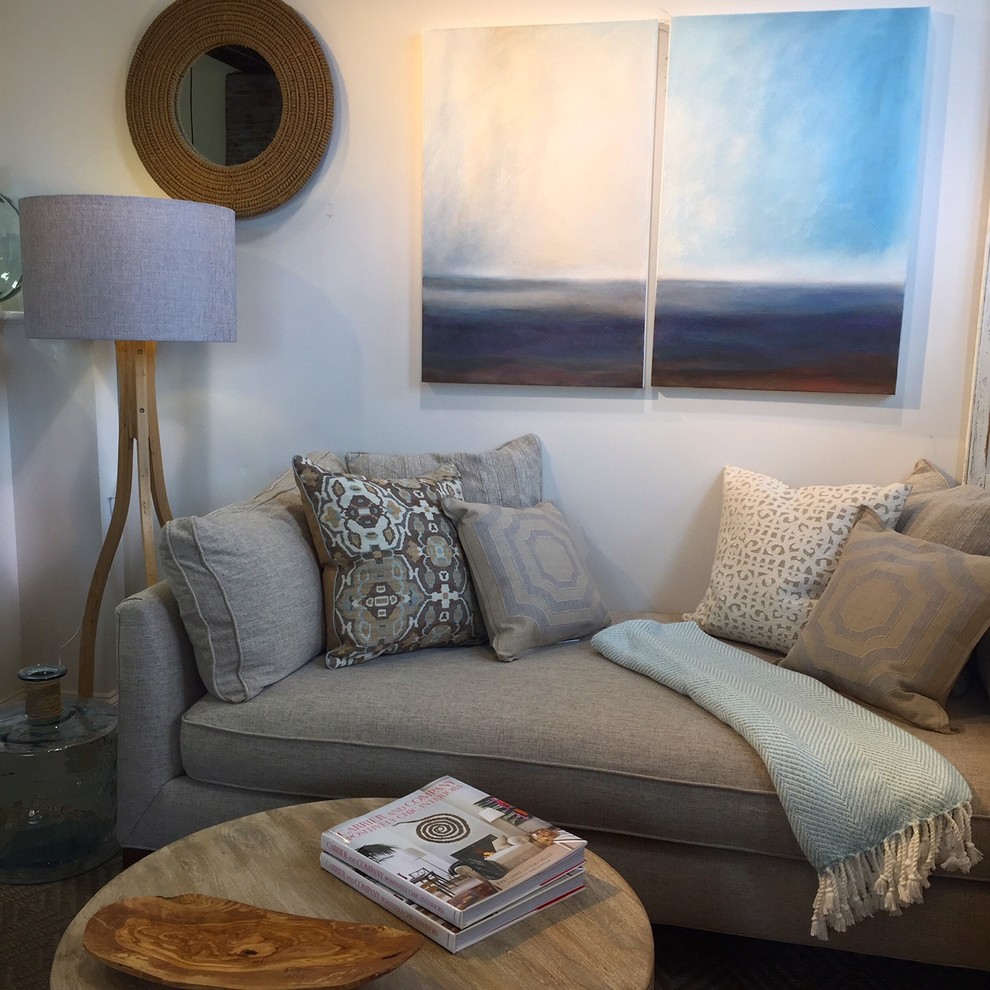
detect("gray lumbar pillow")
(159, 450), (345, 703)
(345, 434), (542, 508)
(443, 497), (611, 661)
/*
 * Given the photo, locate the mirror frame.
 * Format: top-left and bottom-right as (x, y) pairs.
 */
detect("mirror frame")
(126, 0), (334, 219)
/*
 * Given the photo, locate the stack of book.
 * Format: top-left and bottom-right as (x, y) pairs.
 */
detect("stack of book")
(319, 775), (587, 952)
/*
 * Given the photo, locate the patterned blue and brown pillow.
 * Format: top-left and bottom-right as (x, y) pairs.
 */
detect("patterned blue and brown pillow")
(293, 456), (485, 667)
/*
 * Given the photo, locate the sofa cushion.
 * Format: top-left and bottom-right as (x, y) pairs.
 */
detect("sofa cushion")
(158, 451), (343, 703)
(781, 509), (990, 732)
(443, 497), (611, 660)
(345, 434), (542, 508)
(178, 617), (990, 870)
(686, 466), (910, 653)
(293, 457), (485, 666)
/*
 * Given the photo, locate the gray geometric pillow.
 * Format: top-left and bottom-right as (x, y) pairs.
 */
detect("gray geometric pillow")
(293, 457), (485, 667)
(346, 434), (542, 508)
(443, 497), (611, 661)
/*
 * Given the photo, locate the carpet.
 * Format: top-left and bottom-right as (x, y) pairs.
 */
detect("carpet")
(2, 854), (987, 989)
(1, 852), (122, 990)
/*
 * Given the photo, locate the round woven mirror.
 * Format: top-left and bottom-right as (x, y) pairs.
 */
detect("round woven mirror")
(126, 0), (334, 218)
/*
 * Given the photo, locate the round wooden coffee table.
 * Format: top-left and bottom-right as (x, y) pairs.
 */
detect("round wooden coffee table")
(51, 798), (654, 989)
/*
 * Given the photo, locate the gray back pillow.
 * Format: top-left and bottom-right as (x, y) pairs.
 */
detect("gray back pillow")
(345, 434), (542, 508)
(159, 450), (345, 703)
(897, 458), (990, 703)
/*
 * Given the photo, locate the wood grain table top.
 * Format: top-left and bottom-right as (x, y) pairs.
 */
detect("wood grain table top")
(51, 797), (654, 989)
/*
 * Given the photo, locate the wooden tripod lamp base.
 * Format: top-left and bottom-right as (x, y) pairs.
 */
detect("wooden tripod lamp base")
(77, 342), (173, 699)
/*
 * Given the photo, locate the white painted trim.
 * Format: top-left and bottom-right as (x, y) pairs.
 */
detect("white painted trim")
(966, 202), (990, 487)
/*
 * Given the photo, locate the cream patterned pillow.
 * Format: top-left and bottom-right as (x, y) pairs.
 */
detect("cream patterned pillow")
(687, 466), (910, 653)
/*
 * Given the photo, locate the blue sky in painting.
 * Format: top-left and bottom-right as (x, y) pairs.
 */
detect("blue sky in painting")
(657, 8), (929, 284)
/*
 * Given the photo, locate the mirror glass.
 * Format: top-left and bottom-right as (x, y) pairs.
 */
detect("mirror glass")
(176, 46), (282, 166)
(0, 192), (21, 301)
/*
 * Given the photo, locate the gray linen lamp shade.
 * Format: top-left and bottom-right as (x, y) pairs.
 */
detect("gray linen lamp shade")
(19, 194), (235, 342)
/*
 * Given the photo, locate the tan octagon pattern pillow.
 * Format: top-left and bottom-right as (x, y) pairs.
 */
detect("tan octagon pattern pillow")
(293, 456), (485, 667)
(782, 509), (990, 732)
(686, 466), (910, 653)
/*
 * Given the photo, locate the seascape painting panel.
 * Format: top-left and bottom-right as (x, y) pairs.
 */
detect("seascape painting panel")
(652, 8), (930, 394)
(422, 21), (660, 387)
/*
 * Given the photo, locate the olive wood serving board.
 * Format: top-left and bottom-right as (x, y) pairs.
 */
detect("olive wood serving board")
(82, 893), (424, 989)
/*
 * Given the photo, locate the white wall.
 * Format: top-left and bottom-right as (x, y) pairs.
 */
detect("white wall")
(0, 310), (23, 702)
(1, 0), (988, 698)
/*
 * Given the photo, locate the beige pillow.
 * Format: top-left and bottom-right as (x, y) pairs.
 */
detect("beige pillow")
(899, 457), (955, 495)
(897, 480), (990, 556)
(781, 509), (990, 732)
(687, 466), (910, 653)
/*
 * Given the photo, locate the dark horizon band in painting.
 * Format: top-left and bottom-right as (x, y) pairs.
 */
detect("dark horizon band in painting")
(652, 278), (904, 394)
(422, 276), (646, 388)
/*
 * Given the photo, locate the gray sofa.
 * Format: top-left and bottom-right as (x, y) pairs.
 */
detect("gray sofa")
(115, 439), (990, 971)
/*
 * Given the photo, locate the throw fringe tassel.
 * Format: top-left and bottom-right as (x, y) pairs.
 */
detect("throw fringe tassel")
(810, 802), (982, 940)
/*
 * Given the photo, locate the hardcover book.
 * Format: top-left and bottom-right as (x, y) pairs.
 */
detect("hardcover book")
(320, 776), (587, 927)
(320, 852), (586, 952)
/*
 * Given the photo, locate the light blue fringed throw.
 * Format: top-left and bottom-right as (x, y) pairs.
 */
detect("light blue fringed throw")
(592, 619), (982, 938)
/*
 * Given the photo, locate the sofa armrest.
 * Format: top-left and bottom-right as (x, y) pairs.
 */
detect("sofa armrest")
(115, 580), (206, 847)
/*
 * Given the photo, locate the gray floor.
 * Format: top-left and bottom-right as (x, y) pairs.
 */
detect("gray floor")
(649, 924), (989, 989)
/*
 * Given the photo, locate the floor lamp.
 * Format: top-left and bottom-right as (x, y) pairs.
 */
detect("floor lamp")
(19, 194), (236, 698)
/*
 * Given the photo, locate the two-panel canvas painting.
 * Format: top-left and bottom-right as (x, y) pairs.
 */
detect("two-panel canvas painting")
(421, 8), (930, 393)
